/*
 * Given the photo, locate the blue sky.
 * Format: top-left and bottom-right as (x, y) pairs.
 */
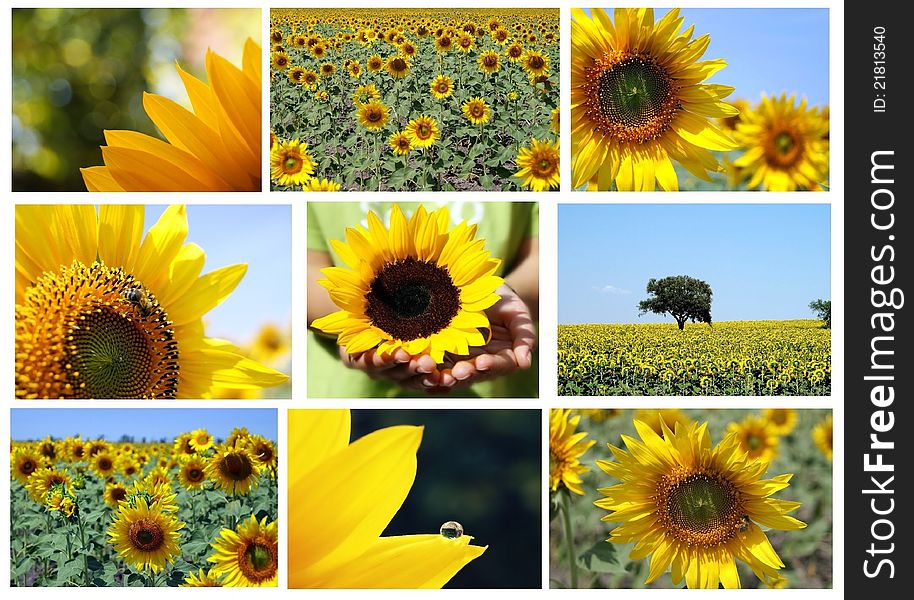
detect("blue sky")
(558, 204), (831, 324)
(11, 408), (277, 442)
(582, 8), (829, 106)
(144, 205), (291, 344)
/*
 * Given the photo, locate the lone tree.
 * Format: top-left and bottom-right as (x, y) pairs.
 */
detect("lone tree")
(638, 275), (713, 331)
(809, 299), (831, 328)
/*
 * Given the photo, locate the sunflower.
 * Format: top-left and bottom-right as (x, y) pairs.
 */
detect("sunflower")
(303, 178), (342, 191)
(92, 452), (118, 479)
(389, 131), (413, 156)
(271, 51), (290, 70)
(430, 75), (454, 100)
(108, 496), (184, 573)
(182, 568), (224, 587)
(104, 481), (130, 507)
(477, 50), (501, 75)
(26, 467), (71, 503)
(812, 414), (833, 461)
(190, 428), (214, 452)
(173, 433), (196, 457)
(356, 100), (391, 132)
(571, 8), (738, 191)
(208, 515), (278, 587)
(320, 62), (336, 77)
(118, 455), (141, 479)
(352, 83), (381, 107)
(405, 116), (439, 149)
(762, 408), (798, 436)
(520, 49), (549, 78)
(634, 408), (691, 436)
(386, 55), (411, 79)
(346, 60), (362, 78)
(177, 457), (208, 490)
(434, 35), (454, 53)
(81, 39), (261, 191)
(248, 435), (278, 474)
(515, 138), (560, 191)
(731, 94), (829, 191)
(399, 40), (418, 58)
(311, 205), (503, 364)
(505, 41), (524, 63)
(11, 448), (44, 486)
(596, 417), (806, 588)
(462, 96), (491, 125)
(270, 138), (315, 187)
(727, 415), (779, 463)
(15, 205), (288, 399)
(549, 409), (595, 496)
(65, 437), (87, 462)
(456, 32), (475, 53)
(367, 54), (384, 72)
(207, 444), (261, 495)
(288, 409), (485, 587)
(287, 66), (306, 84)
(551, 107), (560, 135)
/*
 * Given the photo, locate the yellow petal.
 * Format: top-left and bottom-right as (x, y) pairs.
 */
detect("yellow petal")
(288, 409), (350, 478)
(98, 205), (144, 270)
(81, 166), (125, 191)
(289, 425), (423, 583)
(134, 205), (189, 293)
(166, 263), (248, 326)
(307, 535), (486, 589)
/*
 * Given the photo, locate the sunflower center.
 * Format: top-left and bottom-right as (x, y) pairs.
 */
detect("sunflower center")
(471, 104), (484, 117)
(747, 434), (762, 450)
(509, 46), (522, 58)
(128, 519), (165, 552)
(111, 487), (127, 502)
(368, 109), (382, 122)
(484, 55), (497, 67)
(16, 262), (179, 399)
(220, 452), (253, 481)
(392, 58), (407, 71)
(22, 460), (36, 474)
(527, 55), (545, 70)
(658, 471), (744, 547)
(98, 457), (113, 471)
(419, 124), (431, 138)
(766, 128), (803, 167)
(586, 54), (678, 144)
(437, 82), (448, 92)
(188, 468), (203, 482)
(239, 539), (277, 582)
(365, 257), (461, 341)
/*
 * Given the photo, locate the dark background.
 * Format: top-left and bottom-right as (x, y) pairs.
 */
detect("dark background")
(351, 409), (542, 589)
(845, 11), (908, 595)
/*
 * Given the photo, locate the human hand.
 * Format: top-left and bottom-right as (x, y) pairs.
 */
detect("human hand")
(400, 284), (537, 392)
(338, 346), (438, 383)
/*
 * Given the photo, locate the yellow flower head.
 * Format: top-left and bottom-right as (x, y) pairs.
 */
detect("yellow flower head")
(386, 55), (411, 79)
(389, 131), (414, 156)
(206, 443), (261, 495)
(189, 428), (214, 452)
(311, 205), (504, 364)
(549, 409), (595, 495)
(478, 50), (501, 75)
(727, 415), (779, 463)
(462, 97), (491, 125)
(430, 75), (454, 100)
(596, 417), (806, 588)
(762, 408), (798, 436)
(515, 138), (560, 191)
(177, 456), (208, 490)
(108, 496), (185, 573)
(104, 481), (130, 507)
(303, 178), (342, 191)
(571, 9), (738, 190)
(405, 115), (440, 149)
(11, 448), (44, 486)
(352, 83), (381, 107)
(82, 39), (262, 191)
(181, 568), (224, 587)
(812, 414), (833, 461)
(732, 94), (829, 191)
(209, 515), (279, 587)
(288, 409), (485, 587)
(356, 100), (391, 132)
(15, 205), (288, 399)
(271, 138), (316, 187)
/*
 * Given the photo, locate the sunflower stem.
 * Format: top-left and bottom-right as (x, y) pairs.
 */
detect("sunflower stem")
(561, 491), (578, 589)
(374, 134), (381, 191)
(77, 512), (90, 585)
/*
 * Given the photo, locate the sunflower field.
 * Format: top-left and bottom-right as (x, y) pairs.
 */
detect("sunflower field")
(558, 320), (830, 396)
(269, 8), (560, 191)
(549, 408), (833, 589)
(10, 428), (278, 587)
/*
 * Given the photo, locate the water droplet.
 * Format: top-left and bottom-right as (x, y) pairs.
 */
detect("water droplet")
(439, 520), (464, 539)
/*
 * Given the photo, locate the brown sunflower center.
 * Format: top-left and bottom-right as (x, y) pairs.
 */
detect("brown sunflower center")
(276, 57), (287, 66)
(16, 262), (179, 399)
(438, 37), (451, 48)
(21, 460), (36, 475)
(484, 55), (497, 67)
(98, 457), (113, 471)
(509, 46), (522, 58)
(283, 153), (303, 174)
(747, 434), (762, 450)
(365, 257), (461, 341)
(437, 81), (449, 92)
(766, 128), (803, 167)
(536, 156), (556, 176)
(187, 468), (204, 482)
(391, 58), (407, 71)
(367, 108), (383, 123)
(220, 452), (254, 482)
(586, 53), (678, 144)
(238, 539), (277, 583)
(658, 471), (744, 547)
(128, 518), (165, 552)
(111, 487), (127, 502)
(418, 124), (431, 138)
(527, 55), (545, 70)
(470, 104), (484, 117)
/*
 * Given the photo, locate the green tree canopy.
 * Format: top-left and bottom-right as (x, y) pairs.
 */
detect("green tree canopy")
(809, 299), (831, 328)
(638, 275), (713, 330)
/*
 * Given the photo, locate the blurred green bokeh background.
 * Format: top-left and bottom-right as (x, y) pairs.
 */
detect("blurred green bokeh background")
(352, 410), (542, 589)
(550, 409), (832, 589)
(11, 8), (260, 191)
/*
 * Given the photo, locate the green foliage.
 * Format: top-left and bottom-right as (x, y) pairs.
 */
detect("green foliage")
(808, 299), (831, 328)
(638, 275), (713, 330)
